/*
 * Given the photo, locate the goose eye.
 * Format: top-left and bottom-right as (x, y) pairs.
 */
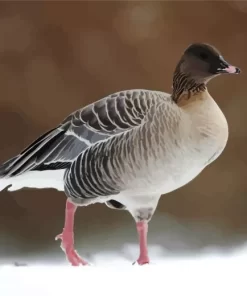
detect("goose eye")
(199, 52), (208, 60)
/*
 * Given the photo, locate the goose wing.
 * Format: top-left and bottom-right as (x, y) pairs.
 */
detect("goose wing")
(0, 90), (168, 177)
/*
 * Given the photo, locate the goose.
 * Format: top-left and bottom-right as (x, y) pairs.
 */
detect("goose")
(0, 43), (240, 266)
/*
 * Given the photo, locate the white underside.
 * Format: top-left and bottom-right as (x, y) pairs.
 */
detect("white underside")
(0, 169), (65, 192)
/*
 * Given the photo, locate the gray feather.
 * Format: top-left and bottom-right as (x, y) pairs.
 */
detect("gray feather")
(0, 90), (168, 178)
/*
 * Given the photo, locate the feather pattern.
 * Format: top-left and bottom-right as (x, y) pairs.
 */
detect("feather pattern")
(64, 95), (178, 200)
(0, 90), (167, 184)
(64, 89), (229, 218)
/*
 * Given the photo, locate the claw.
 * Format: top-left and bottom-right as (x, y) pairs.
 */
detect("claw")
(55, 233), (62, 241)
(55, 231), (89, 266)
(66, 249), (89, 266)
(56, 200), (90, 266)
(132, 258), (150, 266)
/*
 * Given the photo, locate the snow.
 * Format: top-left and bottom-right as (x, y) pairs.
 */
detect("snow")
(1, 214), (247, 296)
(1, 246), (247, 296)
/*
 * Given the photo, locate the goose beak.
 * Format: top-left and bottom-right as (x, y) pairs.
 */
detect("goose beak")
(217, 56), (241, 74)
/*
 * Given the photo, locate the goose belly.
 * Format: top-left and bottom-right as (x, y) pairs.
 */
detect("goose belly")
(123, 154), (205, 196)
(122, 136), (226, 196)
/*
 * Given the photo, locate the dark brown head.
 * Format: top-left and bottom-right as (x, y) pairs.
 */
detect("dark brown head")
(172, 43), (241, 102)
(179, 43), (240, 80)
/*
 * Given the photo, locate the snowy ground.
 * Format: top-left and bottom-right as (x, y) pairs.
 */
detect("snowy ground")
(1, 214), (247, 296)
(1, 252), (247, 296)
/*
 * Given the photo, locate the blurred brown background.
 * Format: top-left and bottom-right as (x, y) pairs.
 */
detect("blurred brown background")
(0, 1), (247, 265)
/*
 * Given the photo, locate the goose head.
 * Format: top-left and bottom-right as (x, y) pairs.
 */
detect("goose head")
(182, 43), (240, 79)
(172, 43), (241, 102)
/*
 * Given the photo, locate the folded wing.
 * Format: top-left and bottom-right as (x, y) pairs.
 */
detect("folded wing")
(0, 90), (160, 178)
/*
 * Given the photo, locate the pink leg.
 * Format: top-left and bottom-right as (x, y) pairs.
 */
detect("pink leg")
(55, 199), (89, 266)
(134, 221), (150, 265)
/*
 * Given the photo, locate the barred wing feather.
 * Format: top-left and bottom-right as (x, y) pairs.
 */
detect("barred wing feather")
(0, 90), (162, 178)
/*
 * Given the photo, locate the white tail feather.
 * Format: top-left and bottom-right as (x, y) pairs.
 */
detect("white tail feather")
(0, 169), (65, 192)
